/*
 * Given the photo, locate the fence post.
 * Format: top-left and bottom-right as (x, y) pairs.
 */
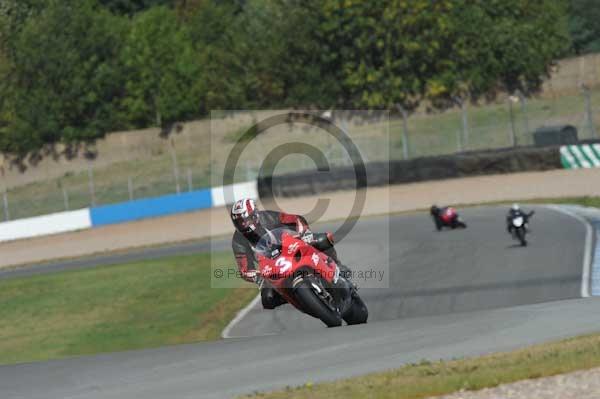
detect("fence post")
(397, 105), (410, 159)
(516, 91), (530, 144)
(169, 139), (181, 194)
(62, 187), (70, 211)
(2, 190), (9, 221)
(87, 162), (96, 207)
(453, 96), (469, 151)
(187, 168), (193, 192)
(339, 117), (359, 164)
(582, 85), (597, 139)
(456, 129), (463, 152)
(128, 176), (134, 201)
(0, 163), (7, 220)
(508, 96), (517, 147)
(460, 101), (469, 149)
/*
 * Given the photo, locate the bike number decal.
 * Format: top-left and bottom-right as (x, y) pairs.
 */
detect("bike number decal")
(275, 257), (292, 273)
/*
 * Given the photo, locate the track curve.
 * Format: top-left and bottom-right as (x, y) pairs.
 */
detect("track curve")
(2, 205), (599, 399)
(226, 205), (585, 337)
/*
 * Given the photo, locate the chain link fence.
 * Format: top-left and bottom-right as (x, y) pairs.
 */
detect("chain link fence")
(1, 81), (599, 222)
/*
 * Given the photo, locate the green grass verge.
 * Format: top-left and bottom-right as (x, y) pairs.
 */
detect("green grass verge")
(0, 252), (256, 365)
(243, 333), (600, 399)
(521, 196), (600, 208)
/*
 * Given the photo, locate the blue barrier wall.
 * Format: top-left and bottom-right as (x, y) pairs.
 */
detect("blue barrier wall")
(90, 189), (213, 227)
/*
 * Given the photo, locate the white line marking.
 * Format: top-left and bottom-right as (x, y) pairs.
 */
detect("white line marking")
(594, 235), (600, 296)
(545, 205), (593, 298)
(222, 293), (261, 339)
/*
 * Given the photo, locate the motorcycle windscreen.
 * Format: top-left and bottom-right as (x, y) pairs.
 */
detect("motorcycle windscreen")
(255, 227), (297, 259)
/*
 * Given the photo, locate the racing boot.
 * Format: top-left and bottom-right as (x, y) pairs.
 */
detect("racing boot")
(260, 281), (287, 310)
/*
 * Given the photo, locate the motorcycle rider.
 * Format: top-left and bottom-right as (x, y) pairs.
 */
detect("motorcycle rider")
(506, 203), (534, 234)
(430, 204), (467, 230)
(430, 205), (443, 230)
(431, 204), (451, 229)
(230, 198), (352, 310)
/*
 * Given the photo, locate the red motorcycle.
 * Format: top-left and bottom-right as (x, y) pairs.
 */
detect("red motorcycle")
(431, 206), (467, 231)
(255, 227), (368, 327)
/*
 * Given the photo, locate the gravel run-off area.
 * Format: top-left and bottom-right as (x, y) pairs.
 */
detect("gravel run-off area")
(436, 367), (600, 399)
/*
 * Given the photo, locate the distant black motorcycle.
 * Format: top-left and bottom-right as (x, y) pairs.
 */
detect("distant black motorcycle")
(430, 205), (467, 231)
(507, 209), (534, 247)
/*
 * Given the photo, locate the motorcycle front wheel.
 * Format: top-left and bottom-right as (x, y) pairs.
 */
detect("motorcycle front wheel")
(295, 279), (342, 327)
(516, 228), (527, 246)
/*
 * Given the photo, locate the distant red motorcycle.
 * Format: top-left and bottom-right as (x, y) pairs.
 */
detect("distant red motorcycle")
(430, 205), (467, 231)
(255, 227), (368, 327)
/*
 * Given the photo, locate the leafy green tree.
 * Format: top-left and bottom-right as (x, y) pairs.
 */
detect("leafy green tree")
(0, 0), (47, 50)
(0, 0), (127, 155)
(119, 6), (202, 128)
(426, 0), (570, 105)
(239, 0), (338, 108)
(568, 0), (600, 54)
(186, 1), (249, 112)
(0, 0), (48, 136)
(0, 0), (575, 156)
(314, 0), (456, 109)
(311, 0), (570, 109)
(98, 0), (172, 16)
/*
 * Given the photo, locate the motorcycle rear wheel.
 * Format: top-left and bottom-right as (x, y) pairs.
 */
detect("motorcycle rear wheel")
(295, 279), (342, 327)
(516, 228), (527, 246)
(343, 292), (368, 325)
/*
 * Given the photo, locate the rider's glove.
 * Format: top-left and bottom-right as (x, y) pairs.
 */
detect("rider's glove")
(243, 270), (262, 284)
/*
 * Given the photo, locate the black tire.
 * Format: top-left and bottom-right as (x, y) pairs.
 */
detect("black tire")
(343, 293), (368, 325)
(295, 280), (342, 328)
(456, 221), (467, 229)
(516, 228), (527, 246)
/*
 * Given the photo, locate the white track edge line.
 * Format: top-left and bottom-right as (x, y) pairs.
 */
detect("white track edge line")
(221, 293), (261, 339)
(545, 205), (593, 298)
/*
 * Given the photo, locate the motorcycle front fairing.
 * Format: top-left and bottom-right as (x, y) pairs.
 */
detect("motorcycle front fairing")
(512, 216), (525, 228)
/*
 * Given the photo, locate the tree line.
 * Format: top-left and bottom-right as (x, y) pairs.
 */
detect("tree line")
(0, 0), (591, 156)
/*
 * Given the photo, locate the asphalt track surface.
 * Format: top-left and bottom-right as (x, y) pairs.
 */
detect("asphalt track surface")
(227, 206), (585, 336)
(2, 205), (600, 399)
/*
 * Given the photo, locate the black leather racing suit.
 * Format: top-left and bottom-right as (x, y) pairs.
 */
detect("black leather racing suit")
(232, 210), (346, 309)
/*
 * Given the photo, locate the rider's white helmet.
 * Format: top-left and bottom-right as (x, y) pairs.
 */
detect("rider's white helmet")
(511, 203), (520, 211)
(231, 198), (259, 233)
